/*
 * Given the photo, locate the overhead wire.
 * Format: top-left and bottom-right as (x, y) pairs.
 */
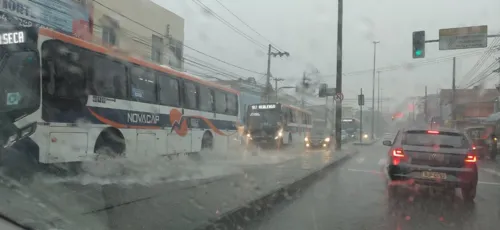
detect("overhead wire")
(191, 0), (267, 50)
(92, 0), (264, 76)
(213, 0), (283, 52)
(458, 34), (500, 87)
(462, 61), (499, 88)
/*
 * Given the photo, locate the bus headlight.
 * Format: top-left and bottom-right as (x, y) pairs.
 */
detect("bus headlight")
(324, 137), (330, 142)
(363, 134), (368, 139)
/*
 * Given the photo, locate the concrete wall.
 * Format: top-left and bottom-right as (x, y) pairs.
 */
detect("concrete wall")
(91, 0), (184, 69)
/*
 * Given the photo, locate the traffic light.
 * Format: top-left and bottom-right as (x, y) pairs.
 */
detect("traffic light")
(412, 31), (425, 59)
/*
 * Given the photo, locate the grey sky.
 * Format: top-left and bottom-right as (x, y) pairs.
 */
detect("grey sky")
(155, 0), (500, 109)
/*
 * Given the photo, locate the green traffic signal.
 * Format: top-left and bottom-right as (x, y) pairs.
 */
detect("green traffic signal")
(415, 49), (422, 56)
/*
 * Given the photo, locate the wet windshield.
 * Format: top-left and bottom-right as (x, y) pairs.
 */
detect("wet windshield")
(0, 1), (499, 230)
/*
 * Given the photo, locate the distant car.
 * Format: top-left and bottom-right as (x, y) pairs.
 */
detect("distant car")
(382, 128), (478, 201)
(305, 128), (332, 149)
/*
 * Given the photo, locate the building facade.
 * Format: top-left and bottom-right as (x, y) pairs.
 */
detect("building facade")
(91, 0), (184, 70)
(0, 0), (93, 36)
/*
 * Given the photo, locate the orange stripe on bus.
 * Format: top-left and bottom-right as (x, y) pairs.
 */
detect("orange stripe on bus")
(38, 28), (239, 95)
(88, 107), (237, 135)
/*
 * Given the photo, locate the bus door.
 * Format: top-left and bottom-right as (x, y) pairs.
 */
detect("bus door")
(129, 66), (158, 157)
(158, 75), (189, 155)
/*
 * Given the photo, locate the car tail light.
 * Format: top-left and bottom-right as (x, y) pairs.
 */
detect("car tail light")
(427, 130), (439, 134)
(472, 145), (476, 150)
(392, 148), (405, 158)
(465, 153), (477, 163)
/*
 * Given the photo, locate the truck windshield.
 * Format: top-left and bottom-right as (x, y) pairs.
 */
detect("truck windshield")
(0, 50), (39, 116)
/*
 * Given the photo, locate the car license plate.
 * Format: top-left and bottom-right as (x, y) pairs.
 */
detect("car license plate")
(421, 171), (447, 180)
(428, 153), (445, 162)
(260, 140), (267, 143)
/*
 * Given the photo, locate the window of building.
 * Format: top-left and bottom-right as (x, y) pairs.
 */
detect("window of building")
(152, 35), (163, 63)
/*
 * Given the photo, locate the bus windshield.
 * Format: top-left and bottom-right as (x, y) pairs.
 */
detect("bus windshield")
(0, 49), (39, 115)
(247, 109), (280, 129)
(0, 28), (40, 120)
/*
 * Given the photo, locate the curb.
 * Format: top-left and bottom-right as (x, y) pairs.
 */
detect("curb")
(195, 148), (359, 230)
(353, 139), (379, 146)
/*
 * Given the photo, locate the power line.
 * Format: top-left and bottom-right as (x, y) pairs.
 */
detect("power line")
(462, 61), (499, 88)
(458, 35), (500, 87)
(92, 0), (263, 76)
(213, 0), (283, 52)
(191, 0), (267, 50)
(313, 50), (484, 79)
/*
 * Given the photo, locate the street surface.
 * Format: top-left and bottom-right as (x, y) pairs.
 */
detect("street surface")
(249, 141), (500, 230)
(0, 142), (356, 230)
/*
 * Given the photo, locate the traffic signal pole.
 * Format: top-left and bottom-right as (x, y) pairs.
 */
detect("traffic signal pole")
(371, 41), (379, 141)
(334, 0), (343, 150)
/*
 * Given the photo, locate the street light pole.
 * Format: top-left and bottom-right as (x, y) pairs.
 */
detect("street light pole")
(371, 41), (380, 140)
(274, 78), (284, 101)
(334, 0), (343, 150)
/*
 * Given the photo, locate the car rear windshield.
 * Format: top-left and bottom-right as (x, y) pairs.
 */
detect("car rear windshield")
(402, 130), (468, 148)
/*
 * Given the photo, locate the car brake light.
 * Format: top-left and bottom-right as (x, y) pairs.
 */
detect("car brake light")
(465, 154), (477, 163)
(392, 148), (405, 158)
(472, 145), (476, 150)
(427, 130), (439, 134)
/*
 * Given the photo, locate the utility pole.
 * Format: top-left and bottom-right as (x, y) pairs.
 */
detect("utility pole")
(273, 77), (284, 101)
(359, 88), (363, 143)
(334, 0), (344, 150)
(371, 41), (380, 140)
(424, 86), (428, 122)
(265, 44), (290, 102)
(451, 57), (456, 125)
(377, 71), (381, 114)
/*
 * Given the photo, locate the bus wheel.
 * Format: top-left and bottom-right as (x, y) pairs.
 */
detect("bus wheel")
(201, 132), (213, 150)
(81, 129), (125, 176)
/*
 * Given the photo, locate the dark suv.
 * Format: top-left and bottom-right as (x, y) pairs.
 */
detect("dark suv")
(383, 127), (478, 201)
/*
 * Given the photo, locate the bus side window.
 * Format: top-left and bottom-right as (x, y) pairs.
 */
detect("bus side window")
(183, 81), (198, 110)
(214, 90), (226, 114)
(198, 85), (214, 112)
(158, 73), (180, 107)
(41, 40), (86, 100)
(129, 66), (156, 104)
(227, 94), (238, 116)
(91, 55), (126, 99)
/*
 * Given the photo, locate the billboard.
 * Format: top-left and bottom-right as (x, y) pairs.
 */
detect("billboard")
(0, 0), (93, 39)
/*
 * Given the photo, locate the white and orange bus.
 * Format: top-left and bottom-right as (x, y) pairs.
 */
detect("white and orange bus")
(0, 26), (240, 174)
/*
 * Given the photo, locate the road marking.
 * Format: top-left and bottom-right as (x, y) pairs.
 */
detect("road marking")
(378, 158), (386, 166)
(481, 168), (500, 177)
(478, 181), (500, 186)
(346, 168), (383, 174)
(356, 157), (365, 163)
